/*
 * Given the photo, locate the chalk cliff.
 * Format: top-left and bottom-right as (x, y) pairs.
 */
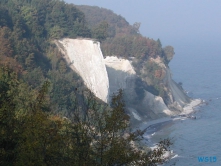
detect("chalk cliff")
(56, 38), (190, 125)
(104, 56), (175, 124)
(104, 56), (136, 102)
(55, 38), (109, 102)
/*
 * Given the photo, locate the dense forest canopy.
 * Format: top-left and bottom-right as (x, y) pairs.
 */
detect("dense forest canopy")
(0, 0), (96, 115)
(0, 0), (172, 165)
(76, 5), (138, 37)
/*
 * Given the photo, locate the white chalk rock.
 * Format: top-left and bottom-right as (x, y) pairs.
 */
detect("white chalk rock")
(56, 38), (109, 102)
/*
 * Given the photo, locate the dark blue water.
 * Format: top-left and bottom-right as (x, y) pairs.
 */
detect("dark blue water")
(150, 41), (221, 166)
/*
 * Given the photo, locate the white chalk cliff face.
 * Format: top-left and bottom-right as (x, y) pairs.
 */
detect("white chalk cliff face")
(104, 56), (136, 75)
(55, 38), (109, 102)
(104, 56), (174, 123)
(56, 38), (190, 125)
(104, 56), (136, 101)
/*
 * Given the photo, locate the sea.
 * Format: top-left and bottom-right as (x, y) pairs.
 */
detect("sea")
(144, 40), (221, 166)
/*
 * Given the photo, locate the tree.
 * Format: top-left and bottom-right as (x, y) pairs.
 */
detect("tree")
(0, 67), (19, 165)
(49, 25), (64, 39)
(73, 19), (92, 38)
(0, 27), (13, 57)
(92, 21), (109, 41)
(0, 68), (67, 165)
(58, 59), (67, 74)
(163, 46), (175, 64)
(155, 38), (163, 56)
(68, 89), (172, 165)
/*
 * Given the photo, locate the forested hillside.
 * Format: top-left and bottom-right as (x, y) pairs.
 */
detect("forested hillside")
(0, 0), (94, 116)
(0, 0), (171, 165)
(77, 5), (174, 60)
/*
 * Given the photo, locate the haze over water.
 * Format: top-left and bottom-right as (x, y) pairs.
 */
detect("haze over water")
(157, 40), (221, 165)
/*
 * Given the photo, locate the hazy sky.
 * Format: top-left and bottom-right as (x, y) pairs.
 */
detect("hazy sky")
(65, 0), (221, 46)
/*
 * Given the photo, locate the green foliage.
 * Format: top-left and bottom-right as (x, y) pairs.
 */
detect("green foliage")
(0, 6), (12, 27)
(1, 0), (91, 40)
(72, 19), (92, 38)
(142, 60), (168, 98)
(0, 67), (19, 165)
(0, 0), (93, 115)
(77, 5), (164, 60)
(49, 25), (64, 39)
(144, 61), (160, 79)
(77, 5), (136, 38)
(92, 21), (109, 41)
(162, 45), (175, 64)
(156, 38), (162, 55)
(0, 70), (171, 165)
(0, 67), (66, 165)
(101, 34), (164, 61)
(64, 89), (172, 165)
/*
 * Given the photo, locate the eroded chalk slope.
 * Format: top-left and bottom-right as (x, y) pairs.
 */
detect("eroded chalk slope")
(56, 38), (109, 102)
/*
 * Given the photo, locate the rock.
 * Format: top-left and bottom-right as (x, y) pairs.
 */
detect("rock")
(55, 38), (109, 102)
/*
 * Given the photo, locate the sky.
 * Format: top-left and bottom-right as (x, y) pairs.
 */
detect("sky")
(65, 0), (221, 47)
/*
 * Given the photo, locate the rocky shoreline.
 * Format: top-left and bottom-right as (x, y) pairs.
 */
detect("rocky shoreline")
(140, 98), (203, 162)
